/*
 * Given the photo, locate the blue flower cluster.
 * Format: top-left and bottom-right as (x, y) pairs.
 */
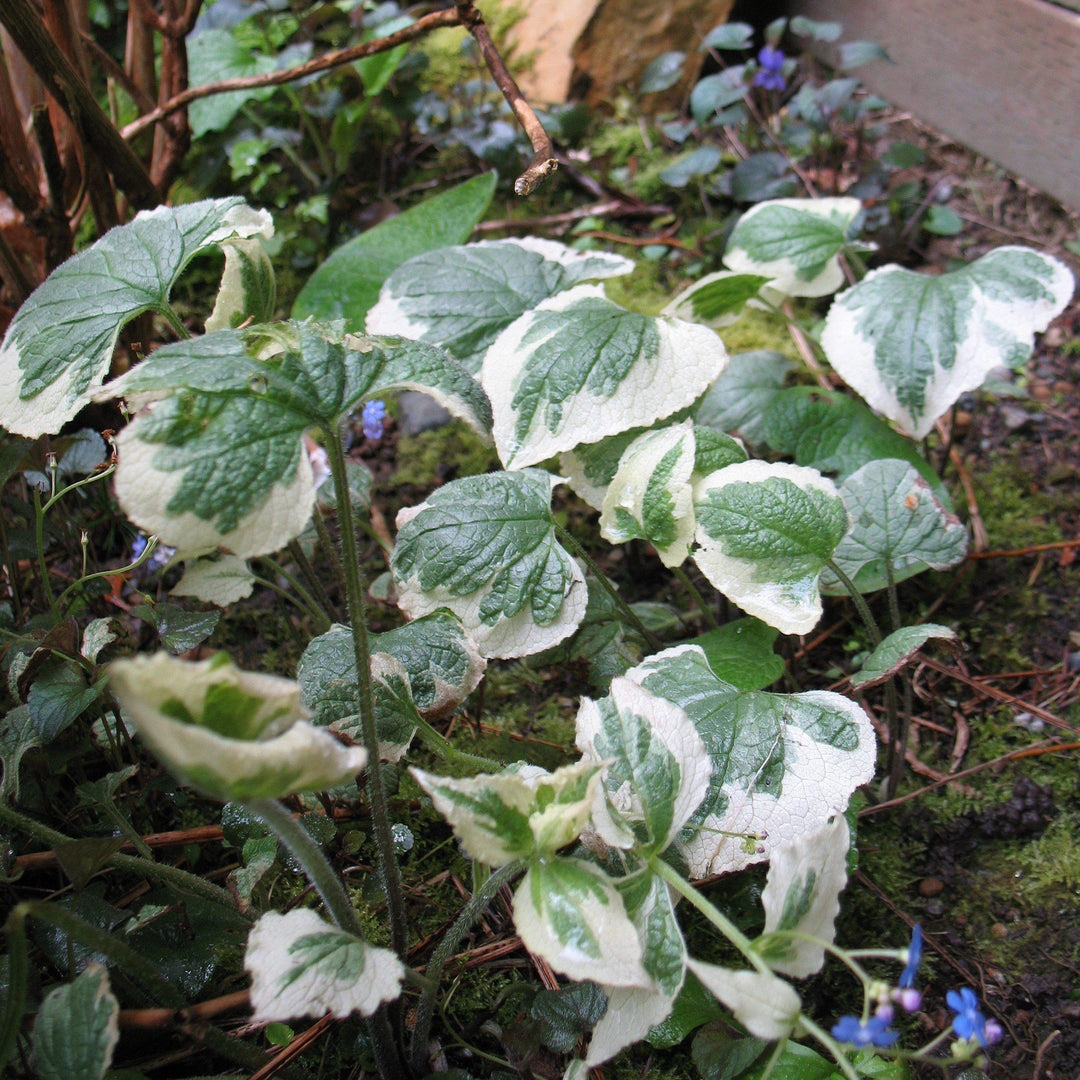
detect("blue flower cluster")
(831, 1012), (898, 1048)
(362, 399), (387, 441)
(753, 45), (786, 92)
(948, 987), (1003, 1048)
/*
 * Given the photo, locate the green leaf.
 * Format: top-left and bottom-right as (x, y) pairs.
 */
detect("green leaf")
(690, 69), (749, 123)
(837, 41), (893, 69)
(170, 554), (255, 607)
(107, 652), (367, 800)
(714, 152), (798, 204)
(228, 835), (278, 911)
(686, 958), (799, 1040)
(688, 618), (784, 692)
(820, 247), (1074, 438)
(367, 238), (633, 374)
(760, 387), (945, 499)
(292, 172), (497, 330)
(600, 421), (697, 567)
(724, 198), (866, 298)
(576, 676), (711, 855)
(513, 857), (649, 987)
(693, 427), (749, 477)
(923, 205), (963, 236)
(882, 142), (926, 169)
(647, 973), (727, 1048)
(561, 426), (655, 510)
(659, 146), (722, 188)
(131, 601), (222, 654)
(850, 623), (957, 689)
(692, 1026), (767, 1080)
(413, 761), (601, 864)
(664, 272), (776, 327)
(31, 965), (118, 1080)
(187, 28), (279, 136)
(245, 908), (404, 1021)
(740, 1041), (839, 1080)
(789, 16), (843, 42)
(391, 470), (587, 659)
(627, 645), (876, 877)
(486, 285), (729, 469)
(0, 198), (272, 437)
(0, 705), (44, 801)
(205, 235), (276, 332)
(701, 22), (754, 51)
(821, 459), (968, 595)
(27, 659), (105, 742)
(530, 982), (608, 1053)
(693, 462), (849, 635)
(106, 323), (490, 559)
(640, 52), (686, 93)
(52, 838), (126, 892)
(694, 350), (792, 444)
(757, 814), (850, 976)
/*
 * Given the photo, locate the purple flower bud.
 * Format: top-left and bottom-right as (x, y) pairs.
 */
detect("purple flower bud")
(362, 399), (387, 441)
(894, 987), (922, 1013)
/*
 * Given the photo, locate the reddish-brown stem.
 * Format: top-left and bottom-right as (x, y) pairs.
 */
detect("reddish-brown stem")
(455, 0), (557, 196)
(118, 989), (250, 1029)
(966, 537), (1080, 560)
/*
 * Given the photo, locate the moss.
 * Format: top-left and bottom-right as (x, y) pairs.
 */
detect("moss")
(386, 422), (500, 493)
(968, 458), (1065, 551)
(1016, 813), (1080, 892)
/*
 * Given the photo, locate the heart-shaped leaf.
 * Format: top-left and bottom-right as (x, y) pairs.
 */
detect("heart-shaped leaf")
(170, 554), (256, 607)
(245, 908), (404, 1021)
(105, 323), (490, 558)
(821, 459), (968, 595)
(687, 617), (784, 692)
(821, 247), (1074, 438)
(0, 198), (272, 437)
(391, 469), (587, 658)
(686, 959), (799, 1041)
(723, 198), (866, 298)
(693, 462), (849, 635)
(694, 350), (792, 445)
(485, 284), (729, 469)
(31, 965), (119, 1080)
(626, 645), (876, 877)
(366, 238), (633, 373)
(850, 623), (957, 689)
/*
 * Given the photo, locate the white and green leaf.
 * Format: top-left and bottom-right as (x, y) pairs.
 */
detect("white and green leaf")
(514, 857), (651, 987)
(686, 958), (800, 1041)
(391, 469), (587, 658)
(821, 459), (967, 595)
(205, 235), (276, 332)
(484, 284), (730, 469)
(723, 198), (867, 298)
(850, 624), (957, 689)
(170, 554), (256, 607)
(821, 247), (1075, 438)
(626, 645), (876, 877)
(245, 908), (404, 1021)
(663, 271), (783, 328)
(693, 462), (849, 635)
(0, 198), (272, 437)
(576, 677), (711, 855)
(600, 421), (697, 567)
(366, 238), (634, 373)
(31, 964), (119, 1080)
(107, 652), (367, 800)
(756, 814), (850, 977)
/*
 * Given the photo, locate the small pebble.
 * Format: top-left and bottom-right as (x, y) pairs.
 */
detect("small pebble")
(991, 923), (1008, 938)
(919, 877), (945, 897)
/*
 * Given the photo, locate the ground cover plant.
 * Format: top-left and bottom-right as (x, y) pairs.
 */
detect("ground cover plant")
(1, 5), (1079, 1080)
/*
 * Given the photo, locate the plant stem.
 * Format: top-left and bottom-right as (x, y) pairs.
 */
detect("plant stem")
(0, 910), (28, 1076)
(324, 433), (408, 960)
(245, 798), (360, 936)
(414, 718), (504, 772)
(647, 856), (769, 975)
(799, 1015), (859, 1080)
(885, 562), (912, 797)
(824, 560), (881, 646)
(0, 801), (239, 911)
(554, 526), (660, 650)
(409, 861), (522, 1073)
(671, 565), (720, 630)
(287, 537), (339, 622)
(158, 302), (191, 340)
(32, 486), (59, 619)
(255, 556), (332, 632)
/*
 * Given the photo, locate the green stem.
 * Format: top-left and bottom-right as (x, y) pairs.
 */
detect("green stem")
(884, 562), (912, 798)
(414, 718), (504, 772)
(0, 801), (239, 912)
(672, 565), (720, 630)
(409, 862), (522, 1073)
(32, 485), (59, 619)
(757, 1037), (789, 1080)
(41, 464), (115, 514)
(313, 509), (352, 591)
(158, 303), (191, 340)
(253, 559), (332, 632)
(555, 526), (660, 650)
(245, 798), (360, 936)
(0, 507), (23, 623)
(799, 1015), (859, 1080)
(22, 900), (184, 1006)
(0, 910), (29, 1076)
(288, 537), (340, 622)
(647, 856), (769, 974)
(324, 433), (408, 960)
(824, 560), (881, 646)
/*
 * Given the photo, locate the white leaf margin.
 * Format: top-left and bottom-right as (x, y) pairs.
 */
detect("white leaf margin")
(686, 957), (800, 1040)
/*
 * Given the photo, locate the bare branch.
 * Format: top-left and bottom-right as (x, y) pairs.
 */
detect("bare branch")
(454, 0), (557, 197)
(121, 8), (460, 141)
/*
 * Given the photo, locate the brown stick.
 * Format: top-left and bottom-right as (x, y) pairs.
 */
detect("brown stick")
(121, 8), (461, 141)
(966, 537), (1080, 560)
(118, 989), (251, 1029)
(0, 0), (157, 206)
(455, 0), (557, 196)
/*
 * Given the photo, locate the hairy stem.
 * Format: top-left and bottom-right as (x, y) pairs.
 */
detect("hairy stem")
(0, 911), (29, 1076)
(672, 565), (720, 630)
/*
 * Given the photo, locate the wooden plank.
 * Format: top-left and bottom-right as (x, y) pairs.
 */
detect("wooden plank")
(789, 0), (1080, 211)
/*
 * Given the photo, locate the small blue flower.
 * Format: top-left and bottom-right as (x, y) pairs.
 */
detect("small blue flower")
(362, 400), (387, 441)
(831, 1013), (899, 1048)
(947, 987), (1000, 1047)
(899, 924), (923, 988)
(754, 45), (787, 91)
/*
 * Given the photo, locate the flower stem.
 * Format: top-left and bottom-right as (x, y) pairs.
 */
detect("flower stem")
(799, 1014), (859, 1080)
(672, 565), (720, 630)
(245, 798), (360, 936)
(415, 718), (504, 772)
(0, 910), (29, 1077)
(324, 433), (408, 959)
(555, 526), (660, 650)
(409, 861), (522, 1073)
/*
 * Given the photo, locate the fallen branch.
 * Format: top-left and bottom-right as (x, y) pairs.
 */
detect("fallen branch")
(966, 537), (1080, 560)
